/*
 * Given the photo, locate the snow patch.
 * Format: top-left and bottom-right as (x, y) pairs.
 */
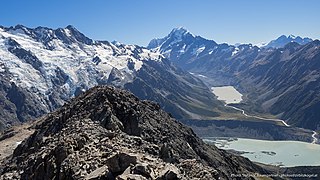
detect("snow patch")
(255, 42), (267, 48)
(134, 60), (143, 71)
(15, 141), (22, 146)
(178, 44), (187, 53)
(197, 74), (207, 78)
(192, 46), (205, 56)
(64, 28), (72, 37)
(231, 47), (239, 56)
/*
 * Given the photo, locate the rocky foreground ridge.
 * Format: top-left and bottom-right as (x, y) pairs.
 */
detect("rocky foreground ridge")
(0, 86), (267, 179)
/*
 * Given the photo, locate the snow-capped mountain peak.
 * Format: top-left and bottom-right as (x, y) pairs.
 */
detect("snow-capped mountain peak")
(147, 28), (219, 68)
(168, 27), (193, 39)
(147, 27), (196, 50)
(264, 34), (312, 48)
(65, 24), (77, 31)
(0, 25), (164, 97)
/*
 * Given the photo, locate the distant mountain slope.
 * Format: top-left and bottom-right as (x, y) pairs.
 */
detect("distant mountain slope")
(240, 41), (320, 129)
(0, 25), (224, 132)
(264, 35), (312, 48)
(149, 28), (320, 130)
(0, 86), (268, 179)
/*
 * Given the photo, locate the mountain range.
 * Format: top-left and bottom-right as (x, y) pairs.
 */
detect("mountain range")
(0, 25), (228, 132)
(149, 27), (320, 130)
(264, 34), (312, 48)
(0, 24), (319, 132)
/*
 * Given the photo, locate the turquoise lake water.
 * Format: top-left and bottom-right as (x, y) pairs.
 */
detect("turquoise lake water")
(204, 137), (320, 167)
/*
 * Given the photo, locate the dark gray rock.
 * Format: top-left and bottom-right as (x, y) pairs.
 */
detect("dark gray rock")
(106, 153), (137, 175)
(0, 86), (269, 179)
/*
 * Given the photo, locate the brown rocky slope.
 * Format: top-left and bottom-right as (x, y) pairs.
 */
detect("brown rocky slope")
(0, 86), (269, 179)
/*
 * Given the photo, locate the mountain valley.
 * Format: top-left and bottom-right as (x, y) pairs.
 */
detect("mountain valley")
(0, 24), (319, 179)
(149, 27), (320, 131)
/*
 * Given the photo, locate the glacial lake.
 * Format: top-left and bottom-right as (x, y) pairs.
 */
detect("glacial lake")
(204, 137), (320, 167)
(209, 85), (320, 167)
(211, 86), (243, 104)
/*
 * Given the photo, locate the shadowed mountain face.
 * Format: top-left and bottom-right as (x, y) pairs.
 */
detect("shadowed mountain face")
(0, 86), (267, 179)
(149, 29), (320, 130)
(0, 25), (225, 132)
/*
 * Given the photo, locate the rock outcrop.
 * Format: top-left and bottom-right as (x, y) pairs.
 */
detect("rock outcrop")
(0, 86), (267, 179)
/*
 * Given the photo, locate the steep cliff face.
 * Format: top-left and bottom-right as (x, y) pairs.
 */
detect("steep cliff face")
(0, 72), (49, 131)
(0, 86), (267, 179)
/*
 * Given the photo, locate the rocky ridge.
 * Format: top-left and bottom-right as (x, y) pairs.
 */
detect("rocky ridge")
(0, 86), (267, 179)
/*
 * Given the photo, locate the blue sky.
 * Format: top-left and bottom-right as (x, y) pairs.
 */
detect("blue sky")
(0, 0), (319, 46)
